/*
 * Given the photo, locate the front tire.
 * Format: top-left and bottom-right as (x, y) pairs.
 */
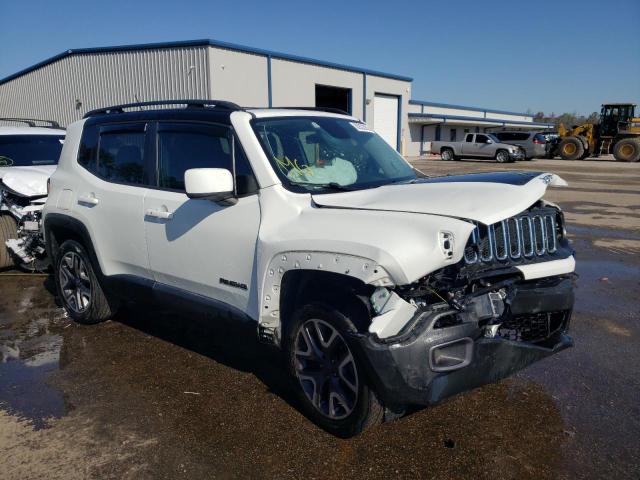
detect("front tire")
(286, 303), (383, 437)
(558, 136), (585, 160)
(495, 150), (511, 163)
(0, 214), (17, 269)
(55, 240), (116, 324)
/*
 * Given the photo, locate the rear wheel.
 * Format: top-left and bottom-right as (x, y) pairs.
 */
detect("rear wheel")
(287, 303), (383, 437)
(613, 138), (640, 162)
(495, 150), (511, 163)
(558, 136), (585, 160)
(0, 214), (17, 269)
(441, 148), (455, 161)
(55, 240), (116, 324)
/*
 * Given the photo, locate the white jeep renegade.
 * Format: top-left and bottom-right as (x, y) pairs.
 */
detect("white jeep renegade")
(43, 100), (576, 437)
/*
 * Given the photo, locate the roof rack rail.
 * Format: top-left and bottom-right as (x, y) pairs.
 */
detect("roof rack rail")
(270, 106), (351, 116)
(0, 117), (61, 128)
(83, 99), (244, 118)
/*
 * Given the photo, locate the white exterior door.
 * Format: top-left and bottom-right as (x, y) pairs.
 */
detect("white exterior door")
(143, 122), (261, 313)
(71, 121), (152, 279)
(373, 94), (399, 149)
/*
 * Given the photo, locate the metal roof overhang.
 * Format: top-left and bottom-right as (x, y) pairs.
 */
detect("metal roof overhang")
(408, 114), (502, 127)
(502, 122), (550, 129)
(408, 113), (554, 129)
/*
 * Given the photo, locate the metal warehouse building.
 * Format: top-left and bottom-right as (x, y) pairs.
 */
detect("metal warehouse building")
(0, 39), (412, 151)
(0, 38), (553, 155)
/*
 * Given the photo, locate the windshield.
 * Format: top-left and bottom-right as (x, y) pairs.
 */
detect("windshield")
(252, 116), (417, 192)
(0, 135), (64, 167)
(487, 134), (501, 143)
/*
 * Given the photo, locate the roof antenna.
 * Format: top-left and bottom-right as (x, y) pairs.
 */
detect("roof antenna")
(134, 94), (142, 110)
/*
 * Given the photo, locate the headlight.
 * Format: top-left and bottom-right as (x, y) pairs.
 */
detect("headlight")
(371, 287), (391, 314)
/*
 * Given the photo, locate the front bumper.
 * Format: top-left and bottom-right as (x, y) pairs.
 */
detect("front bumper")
(509, 149), (526, 159)
(353, 276), (574, 408)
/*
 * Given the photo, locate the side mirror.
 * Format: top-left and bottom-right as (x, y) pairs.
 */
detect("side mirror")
(486, 139), (494, 144)
(185, 168), (236, 204)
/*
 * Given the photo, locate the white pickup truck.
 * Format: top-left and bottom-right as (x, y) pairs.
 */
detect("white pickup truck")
(43, 100), (575, 437)
(432, 132), (525, 163)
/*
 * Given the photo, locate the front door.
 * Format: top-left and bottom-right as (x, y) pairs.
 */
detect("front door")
(474, 134), (493, 157)
(143, 121), (261, 313)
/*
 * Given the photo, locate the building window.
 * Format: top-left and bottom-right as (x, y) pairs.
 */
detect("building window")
(449, 128), (457, 142)
(475, 126), (480, 133)
(463, 128), (470, 134)
(315, 85), (352, 114)
(435, 125), (441, 141)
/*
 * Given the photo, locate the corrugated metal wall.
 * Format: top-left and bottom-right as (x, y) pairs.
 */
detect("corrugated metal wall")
(0, 46), (210, 127)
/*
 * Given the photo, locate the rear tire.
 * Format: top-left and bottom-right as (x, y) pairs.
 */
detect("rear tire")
(55, 239), (116, 324)
(286, 303), (384, 437)
(613, 138), (640, 162)
(558, 136), (585, 160)
(441, 148), (455, 161)
(495, 150), (511, 163)
(0, 214), (17, 269)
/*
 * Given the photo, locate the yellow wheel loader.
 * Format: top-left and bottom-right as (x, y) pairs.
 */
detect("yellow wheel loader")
(556, 103), (640, 162)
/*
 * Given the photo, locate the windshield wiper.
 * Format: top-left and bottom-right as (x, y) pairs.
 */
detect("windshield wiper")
(289, 181), (356, 192)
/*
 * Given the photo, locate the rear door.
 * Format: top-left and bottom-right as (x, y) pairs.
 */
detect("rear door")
(73, 122), (153, 279)
(373, 94), (399, 149)
(142, 121), (261, 313)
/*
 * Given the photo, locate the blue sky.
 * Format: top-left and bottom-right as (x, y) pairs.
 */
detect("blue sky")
(1, 0), (638, 115)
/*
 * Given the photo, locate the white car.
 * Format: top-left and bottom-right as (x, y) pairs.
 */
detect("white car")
(43, 100), (576, 437)
(0, 120), (65, 270)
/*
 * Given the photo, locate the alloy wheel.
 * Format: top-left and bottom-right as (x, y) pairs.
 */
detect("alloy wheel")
(294, 319), (359, 420)
(58, 251), (92, 313)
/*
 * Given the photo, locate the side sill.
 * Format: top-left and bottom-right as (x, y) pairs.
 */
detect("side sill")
(105, 274), (256, 324)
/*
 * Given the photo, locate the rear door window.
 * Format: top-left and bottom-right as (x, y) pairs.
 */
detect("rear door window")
(76, 123), (151, 186)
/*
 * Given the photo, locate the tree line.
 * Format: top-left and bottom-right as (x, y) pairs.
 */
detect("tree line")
(531, 111), (600, 127)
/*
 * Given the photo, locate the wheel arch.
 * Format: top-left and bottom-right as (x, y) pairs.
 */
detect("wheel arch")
(44, 213), (104, 277)
(259, 251), (393, 347)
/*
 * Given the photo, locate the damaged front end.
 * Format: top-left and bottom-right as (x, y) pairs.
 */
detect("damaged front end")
(0, 181), (50, 271)
(354, 201), (576, 408)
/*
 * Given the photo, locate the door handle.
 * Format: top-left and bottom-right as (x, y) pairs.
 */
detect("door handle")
(145, 209), (174, 220)
(78, 194), (99, 206)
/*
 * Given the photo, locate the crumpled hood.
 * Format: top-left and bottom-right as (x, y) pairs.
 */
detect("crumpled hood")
(0, 165), (56, 197)
(312, 171), (568, 226)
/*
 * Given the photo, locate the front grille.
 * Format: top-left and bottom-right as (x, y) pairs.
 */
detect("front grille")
(498, 310), (569, 343)
(464, 207), (562, 265)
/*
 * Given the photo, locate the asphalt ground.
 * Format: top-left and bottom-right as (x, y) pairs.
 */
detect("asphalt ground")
(1, 156), (638, 479)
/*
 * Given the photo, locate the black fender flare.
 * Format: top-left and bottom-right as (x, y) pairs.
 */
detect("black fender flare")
(43, 213), (104, 278)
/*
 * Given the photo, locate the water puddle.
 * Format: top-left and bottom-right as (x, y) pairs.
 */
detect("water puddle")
(0, 280), (68, 429)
